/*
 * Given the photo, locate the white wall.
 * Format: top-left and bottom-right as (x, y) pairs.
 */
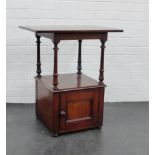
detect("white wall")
(6, 0), (149, 103)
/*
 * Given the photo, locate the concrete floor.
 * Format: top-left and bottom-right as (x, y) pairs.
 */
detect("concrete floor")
(6, 102), (149, 155)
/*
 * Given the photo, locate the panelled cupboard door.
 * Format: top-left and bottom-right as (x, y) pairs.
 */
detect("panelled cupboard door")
(59, 88), (99, 132)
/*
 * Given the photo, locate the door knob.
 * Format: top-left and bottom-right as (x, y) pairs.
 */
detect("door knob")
(60, 110), (66, 116)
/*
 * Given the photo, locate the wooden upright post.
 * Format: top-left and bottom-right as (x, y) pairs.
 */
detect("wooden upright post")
(98, 40), (106, 85)
(53, 41), (59, 87)
(36, 35), (41, 77)
(77, 40), (82, 74)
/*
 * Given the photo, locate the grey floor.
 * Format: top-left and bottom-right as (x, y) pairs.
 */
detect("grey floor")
(6, 102), (149, 155)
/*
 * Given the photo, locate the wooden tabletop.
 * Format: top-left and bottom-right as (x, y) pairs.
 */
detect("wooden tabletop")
(19, 25), (123, 33)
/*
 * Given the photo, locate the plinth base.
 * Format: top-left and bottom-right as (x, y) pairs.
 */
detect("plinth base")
(35, 73), (105, 136)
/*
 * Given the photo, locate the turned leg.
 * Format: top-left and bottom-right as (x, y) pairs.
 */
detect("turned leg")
(36, 35), (41, 77)
(77, 40), (82, 74)
(98, 40), (106, 85)
(53, 41), (59, 87)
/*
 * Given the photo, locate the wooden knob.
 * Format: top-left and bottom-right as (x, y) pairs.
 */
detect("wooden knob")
(60, 111), (66, 116)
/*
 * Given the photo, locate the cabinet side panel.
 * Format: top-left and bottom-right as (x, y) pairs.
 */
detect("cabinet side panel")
(35, 78), (53, 131)
(98, 87), (105, 127)
(35, 79), (38, 117)
(52, 93), (60, 134)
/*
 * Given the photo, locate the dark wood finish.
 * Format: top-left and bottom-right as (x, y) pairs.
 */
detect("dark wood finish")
(35, 77), (53, 130)
(98, 87), (105, 127)
(36, 35), (41, 77)
(52, 92), (59, 136)
(35, 78), (39, 118)
(49, 32), (108, 41)
(37, 73), (106, 92)
(52, 40), (59, 88)
(60, 88), (99, 132)
(98, 40), (106, 85)
(19, 25), (123, 33)
(35, 73), (105, 135)
(19, 25), (123, 136)
(77, 40), (82, 74)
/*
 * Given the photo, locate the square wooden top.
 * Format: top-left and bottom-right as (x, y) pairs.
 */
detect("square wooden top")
(35, 73), (106, 92)
(19, 25), (123, 33)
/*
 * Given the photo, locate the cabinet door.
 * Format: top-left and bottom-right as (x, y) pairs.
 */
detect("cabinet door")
(60, 88), (99, 132)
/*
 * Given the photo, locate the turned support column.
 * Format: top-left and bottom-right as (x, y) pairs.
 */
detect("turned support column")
(36, 35), (41, 77)
(77, 40), (82, 74)
(53, 41), (59, 87)
(98, 40), (106, 85)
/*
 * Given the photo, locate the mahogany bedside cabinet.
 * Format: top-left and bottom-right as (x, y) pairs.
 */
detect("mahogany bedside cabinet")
(19, 25), (123, 136)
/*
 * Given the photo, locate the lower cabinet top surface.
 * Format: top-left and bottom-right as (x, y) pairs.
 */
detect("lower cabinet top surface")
(35, 73), (106, 92)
